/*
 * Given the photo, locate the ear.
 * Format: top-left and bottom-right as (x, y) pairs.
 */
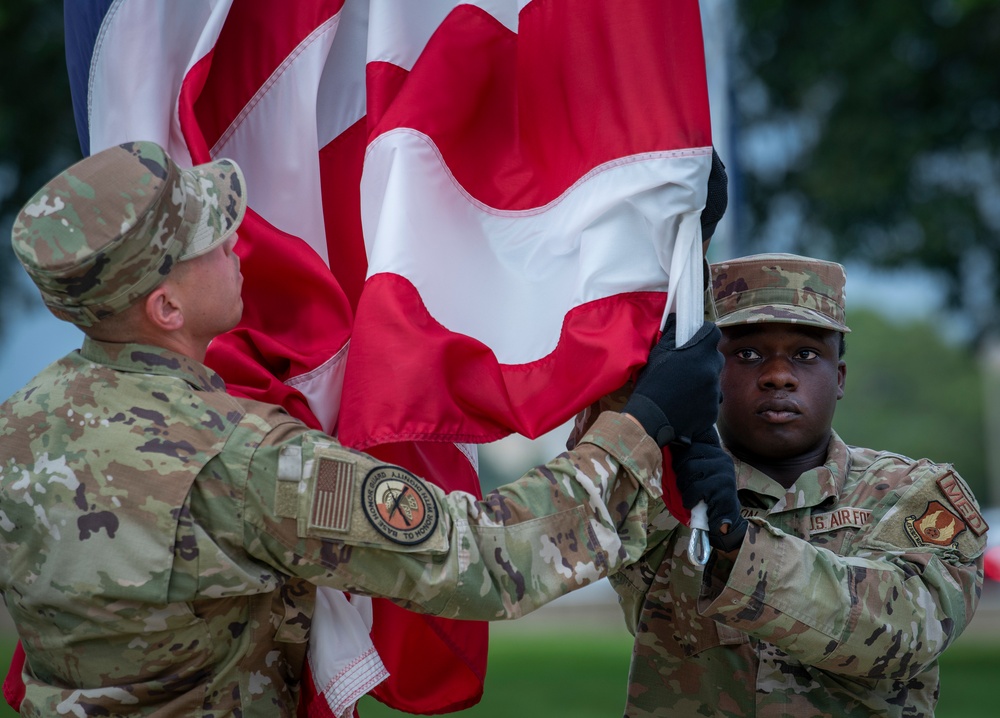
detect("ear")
(142, 283), (185, 333)
(836, 360), (847, 400)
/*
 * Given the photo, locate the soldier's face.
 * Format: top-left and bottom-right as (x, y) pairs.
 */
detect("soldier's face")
(716, 323), (845, 462)
(175, 232), (244, 338)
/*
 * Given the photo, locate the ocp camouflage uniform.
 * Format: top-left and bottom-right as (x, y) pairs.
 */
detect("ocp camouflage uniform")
(0, 337), (661, 716)
(613, 435), (986, 717)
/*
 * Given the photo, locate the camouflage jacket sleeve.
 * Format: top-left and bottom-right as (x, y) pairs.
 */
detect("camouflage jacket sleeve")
(565, 379), (635, 451)
(697, 460), (986, 679)
(235, 410), (662, 620)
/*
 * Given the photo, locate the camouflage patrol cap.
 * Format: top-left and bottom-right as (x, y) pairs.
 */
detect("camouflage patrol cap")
(710, 252), (850, 333)
(11, 140), (246, 327)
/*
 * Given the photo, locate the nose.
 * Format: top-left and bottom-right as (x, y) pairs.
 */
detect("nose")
(758, 356), (798, 390)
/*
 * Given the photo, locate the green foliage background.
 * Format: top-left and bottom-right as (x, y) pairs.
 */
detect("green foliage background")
(833, 309), (987, 500)
(734, 0), (1000, 340)
(0, 0), (81, 324)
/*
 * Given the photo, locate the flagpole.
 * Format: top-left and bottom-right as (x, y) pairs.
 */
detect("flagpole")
(671, 0), (738, 565)
(663, 203), (712, 566)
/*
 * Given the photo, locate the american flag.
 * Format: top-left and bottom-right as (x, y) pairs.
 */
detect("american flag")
(3, 2), (714, 716)
(311, 458), (354, 534)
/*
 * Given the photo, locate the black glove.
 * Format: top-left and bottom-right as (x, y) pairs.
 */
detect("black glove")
(673, 429), (747, 552)
(701, 148), (728, 242)
(623, 316), (723, 446)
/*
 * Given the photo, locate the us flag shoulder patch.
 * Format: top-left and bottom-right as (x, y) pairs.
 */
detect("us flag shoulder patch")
(361, 465), (438, 545)
(309, 456), (355, 533)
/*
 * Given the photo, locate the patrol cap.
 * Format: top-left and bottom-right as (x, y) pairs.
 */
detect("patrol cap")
(11, 140), (246, 327)
(710, 252), (850, 333)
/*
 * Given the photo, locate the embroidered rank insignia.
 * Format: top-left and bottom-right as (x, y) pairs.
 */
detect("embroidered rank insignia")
(309, 457), (354, 533)
(362, 465), (438, 545)
(904, 501), (967, 547)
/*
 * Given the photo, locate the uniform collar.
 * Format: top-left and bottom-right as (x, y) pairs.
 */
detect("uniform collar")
(733, 432), (850, 513)
(79, 337), (227, 394)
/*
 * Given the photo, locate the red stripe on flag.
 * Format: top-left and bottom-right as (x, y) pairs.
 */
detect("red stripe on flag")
(1, 643), (24, 712)
(318, 119), (369, 311)
(340, 274), (667, 449)
(194, 0), (346, 151)
(366, 0), (710, 210)
(178, 44), (216, 162)
(365, 60), (409, 136)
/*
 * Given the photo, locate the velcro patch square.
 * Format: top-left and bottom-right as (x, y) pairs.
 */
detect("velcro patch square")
(275, 445), (303, 519)
(310, 457), (354, 533)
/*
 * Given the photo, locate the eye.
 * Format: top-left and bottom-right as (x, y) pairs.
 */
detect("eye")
(735, 348), (760, 361)
(795, 349), (819, 360)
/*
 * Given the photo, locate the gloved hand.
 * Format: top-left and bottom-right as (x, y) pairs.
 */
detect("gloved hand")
(701, 148), (728, 242)
(622, 316), (723, 446)
(672, 429), (747, 552)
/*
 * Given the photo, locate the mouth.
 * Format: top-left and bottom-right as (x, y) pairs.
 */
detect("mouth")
(756, 401), (800, 424)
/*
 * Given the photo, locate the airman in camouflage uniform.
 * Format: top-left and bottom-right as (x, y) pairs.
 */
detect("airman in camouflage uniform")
(0, 142), (725, 717)
(609, 253), (987, 717)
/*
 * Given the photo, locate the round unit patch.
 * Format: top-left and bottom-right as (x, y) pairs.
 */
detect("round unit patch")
(361, 466), (439, 545)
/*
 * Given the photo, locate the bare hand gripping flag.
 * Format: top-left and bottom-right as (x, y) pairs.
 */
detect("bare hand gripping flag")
(4, 1), (712, 716)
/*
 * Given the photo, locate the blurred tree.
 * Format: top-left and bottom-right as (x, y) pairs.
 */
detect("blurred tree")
(0, 0), (80, 330)
(833, 308), (986, 499)
(733, 0), (1000, 343)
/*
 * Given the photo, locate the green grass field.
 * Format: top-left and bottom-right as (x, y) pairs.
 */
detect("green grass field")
(358, 629), (634, 717)
(1, 627), (996, 717)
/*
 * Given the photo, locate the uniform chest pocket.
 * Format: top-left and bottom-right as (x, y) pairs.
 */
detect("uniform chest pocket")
(676, 602), (750, 654)
(5, 450), (206, 611)
(640, 537), (750, 658)
(272, 578), (316, 645)
(33, 484), (193, 607)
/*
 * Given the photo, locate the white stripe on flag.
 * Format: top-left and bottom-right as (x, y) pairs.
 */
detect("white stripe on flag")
(362, 132), (710, 363)
(88, 0), (232, 161)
